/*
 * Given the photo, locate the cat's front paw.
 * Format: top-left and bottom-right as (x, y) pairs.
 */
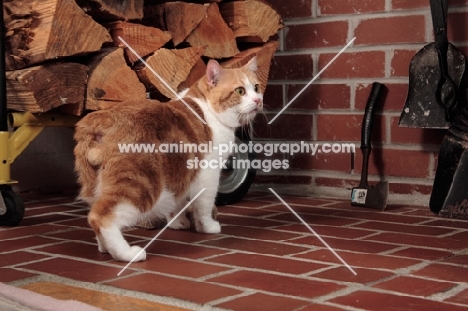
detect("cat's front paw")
(114, 246), (146, 262)
(196, 219), (221, 234)
(129, 246), (147, 262)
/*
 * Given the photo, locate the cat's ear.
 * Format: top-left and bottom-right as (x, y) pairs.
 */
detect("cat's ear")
(245, 56), (258, 72)
(206, 59), (223, 87)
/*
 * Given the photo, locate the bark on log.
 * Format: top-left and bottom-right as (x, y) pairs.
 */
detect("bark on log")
(76, 0), (144, 21)
(143, 0), (221, 5)
(108, 21), (172, 63)
(86, 48), (147, 110)
(186, 3), (239, 59)
(135, 46), (205, 99)
(3, 0), (112, 70)
(219, 0), (283, 42)
(6, 63), (88, 115)
(141, 4), (166, 30)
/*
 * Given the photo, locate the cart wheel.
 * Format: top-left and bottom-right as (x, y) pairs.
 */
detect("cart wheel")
(216, 128), (256, 206)
(0, 186), (24, 226)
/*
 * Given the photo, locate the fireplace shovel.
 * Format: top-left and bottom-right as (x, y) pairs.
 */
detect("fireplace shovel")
(351, 82), (388, 211)
(399, 0), (466, 128)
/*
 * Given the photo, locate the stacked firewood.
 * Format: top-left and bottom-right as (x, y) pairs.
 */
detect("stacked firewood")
(3, 0), (282, 115)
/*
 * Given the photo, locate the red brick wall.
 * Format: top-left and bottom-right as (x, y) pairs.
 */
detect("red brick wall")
(254, 0), (468, 201)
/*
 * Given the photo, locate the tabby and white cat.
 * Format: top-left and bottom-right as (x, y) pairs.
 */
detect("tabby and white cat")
(74, 57), (262, 262)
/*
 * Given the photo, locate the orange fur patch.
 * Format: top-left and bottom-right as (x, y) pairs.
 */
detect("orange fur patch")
(74, 99), (211, 215)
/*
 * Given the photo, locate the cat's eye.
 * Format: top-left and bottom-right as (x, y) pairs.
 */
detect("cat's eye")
(254, 84), (260, 93)
(235, 87), (246, 96)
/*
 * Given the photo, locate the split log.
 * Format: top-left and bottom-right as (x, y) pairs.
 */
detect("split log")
(219, 0), (283, 42)
(86, 48), (147, 110)
(76, 0), (144, 21)
(141, 4), (166, 30)
(4, 0), (281, 115)
(108, 21), (172, 63)
(6, 63), (88, 115)
(135, 46), (205, 99)
(222, 40), (279, 92)
(3, 0), (112, 70)
(177, 40), (279, 94)
(178, 58), (207, 92)
(154, 2), (208, 46)
(186, 3), (239, 59)
(3, 0), (39, 69)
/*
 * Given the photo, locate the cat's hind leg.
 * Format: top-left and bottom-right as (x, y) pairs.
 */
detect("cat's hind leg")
(157, 191), (191, 230)
(88, 198), (146, 262)
(167, 208), (191, 230)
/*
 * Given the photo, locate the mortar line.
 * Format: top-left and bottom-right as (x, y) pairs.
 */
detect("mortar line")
(268, 37), (356, 124)
(268, 188), (357, 276)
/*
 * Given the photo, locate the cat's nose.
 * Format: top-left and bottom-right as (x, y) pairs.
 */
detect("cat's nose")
(254, 97), (261, 105)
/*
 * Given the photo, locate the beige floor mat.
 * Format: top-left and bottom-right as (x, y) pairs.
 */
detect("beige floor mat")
(21, 282), (189, 311)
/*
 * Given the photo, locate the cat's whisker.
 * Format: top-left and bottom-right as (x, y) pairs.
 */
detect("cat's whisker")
(248, 122), (261, 141)
(259, 108), (269, 123)
(236, 113), (242, 125)
(245, 123), (257, 141)
(256, 108), (272, 138)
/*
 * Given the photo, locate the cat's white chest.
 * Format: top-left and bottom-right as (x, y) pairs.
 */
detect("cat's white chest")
(191, 97), (235, 159)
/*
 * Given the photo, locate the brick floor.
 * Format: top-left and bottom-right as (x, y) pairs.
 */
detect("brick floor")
(1, 191), (468, 310)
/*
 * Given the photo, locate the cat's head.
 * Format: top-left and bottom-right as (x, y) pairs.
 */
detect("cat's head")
(204, 57), (263, 128)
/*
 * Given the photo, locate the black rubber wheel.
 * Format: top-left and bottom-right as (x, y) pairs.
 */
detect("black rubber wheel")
(215, 128), (256, 206)
(0, 186), (24, 226)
